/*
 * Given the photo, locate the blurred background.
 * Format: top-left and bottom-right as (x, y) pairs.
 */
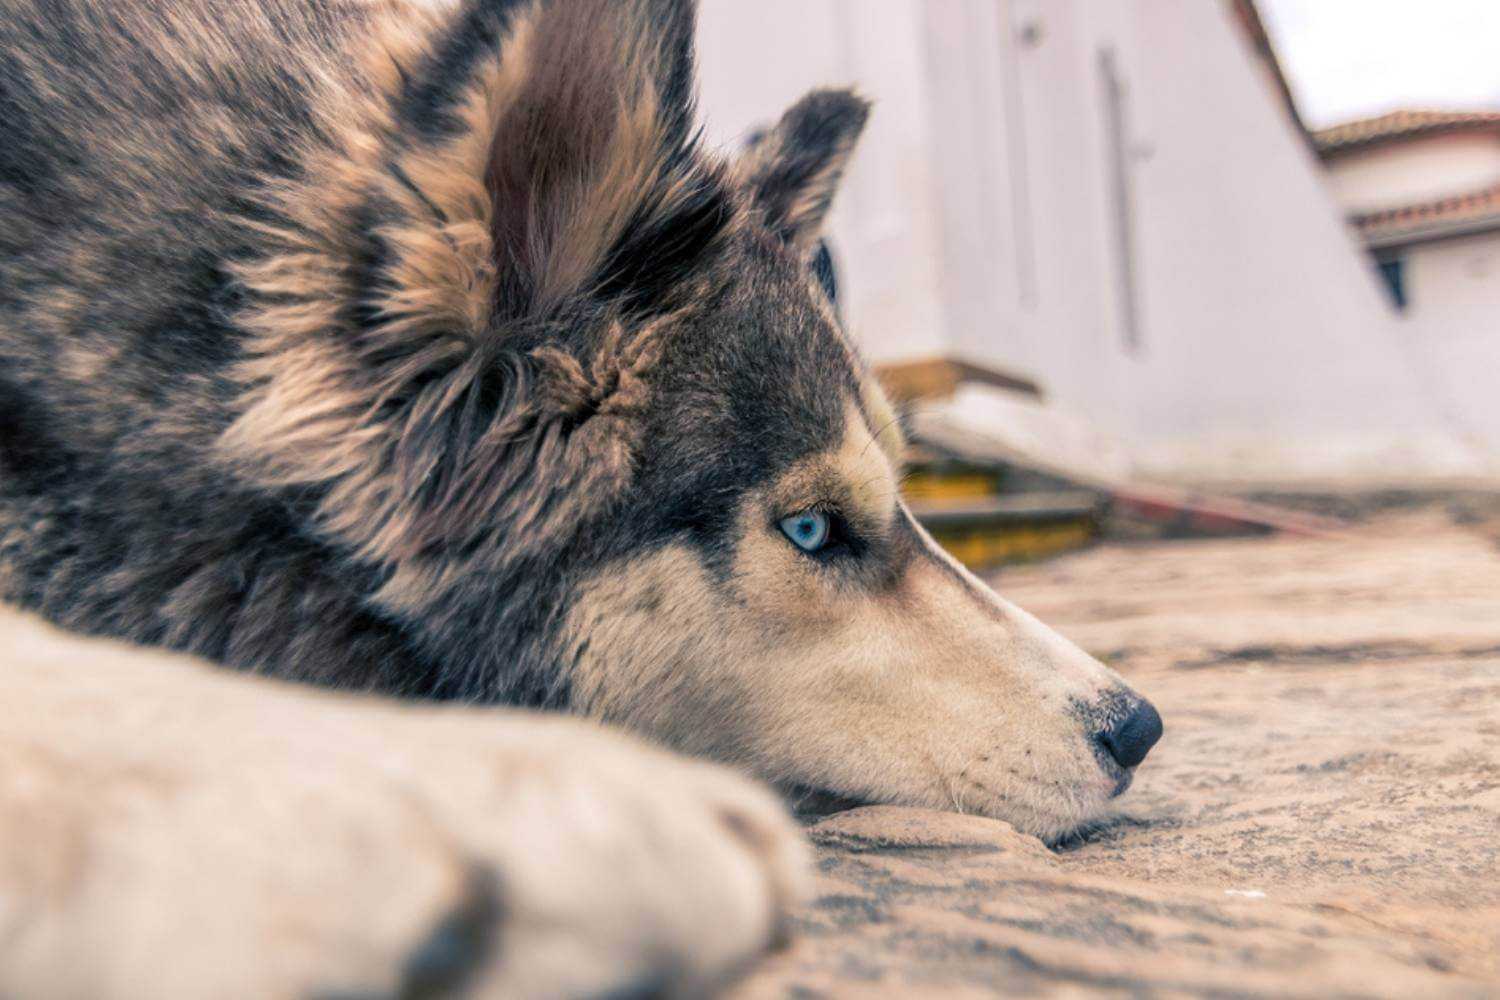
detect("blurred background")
(690, 0), (1500, 568)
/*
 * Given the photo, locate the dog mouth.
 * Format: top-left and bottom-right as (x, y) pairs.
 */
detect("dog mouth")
(1091, 744), (1135, 798)
(1093, 745), (1136, 799)
(786, 755), (1131, 824)
(785, 771), (1127, 846)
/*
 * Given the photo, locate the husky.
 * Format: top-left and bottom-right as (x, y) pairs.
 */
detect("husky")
(0, 0), (1162, 994)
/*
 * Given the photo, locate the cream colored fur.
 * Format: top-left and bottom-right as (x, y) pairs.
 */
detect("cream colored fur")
(0, 606), (805, 999)
(567, 400), (1134, 841)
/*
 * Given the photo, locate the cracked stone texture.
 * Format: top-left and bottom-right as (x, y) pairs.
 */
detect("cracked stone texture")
(733, 510), (1500, 998)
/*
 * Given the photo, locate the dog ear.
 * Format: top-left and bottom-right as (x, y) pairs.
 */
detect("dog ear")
(735, 89), (870, 254)
(475, 0), (701, 315)
(380, 0), (724, 319)
(224, 0), (729, 577)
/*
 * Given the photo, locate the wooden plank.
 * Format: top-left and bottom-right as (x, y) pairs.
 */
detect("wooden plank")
(875, 357), (1042, 404)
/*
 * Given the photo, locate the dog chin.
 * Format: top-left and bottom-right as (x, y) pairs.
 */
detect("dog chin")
(1026, 773), (1128, 845)
(782, 776), (1123, 847)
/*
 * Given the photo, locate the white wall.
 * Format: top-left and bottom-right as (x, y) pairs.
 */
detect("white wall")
(695, 0), (949, 363)
(1122, 0), (1485, 480)
(917, 0), (1140, 432)
(1401, 233), (1500, 446)
(1324, 133), (1500, 214)
(692, 0), (1498, 483)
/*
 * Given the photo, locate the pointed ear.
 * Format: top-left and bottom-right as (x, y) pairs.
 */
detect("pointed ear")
(735, 89), (870, 253)
(371, 0), (722, 319)
(224, 0), (728, 574)
(475, 0), (704, 313)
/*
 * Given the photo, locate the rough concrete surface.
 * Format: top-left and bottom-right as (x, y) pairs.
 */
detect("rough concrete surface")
(734, 510), (1500, 998)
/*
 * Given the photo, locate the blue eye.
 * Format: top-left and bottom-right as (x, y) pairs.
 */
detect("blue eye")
(778, 510), (831, 553)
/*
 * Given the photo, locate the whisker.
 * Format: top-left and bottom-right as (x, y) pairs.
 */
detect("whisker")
(858, 412), (907, 461)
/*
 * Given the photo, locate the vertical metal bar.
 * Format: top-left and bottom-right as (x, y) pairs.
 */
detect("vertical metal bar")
(1099, 46), (1143, 355)
(1000, 1), (1039, 310)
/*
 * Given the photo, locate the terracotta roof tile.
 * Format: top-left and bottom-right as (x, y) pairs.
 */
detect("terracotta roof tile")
(1349, 182), (1500, 245)
(1313, 109), (1500, 157)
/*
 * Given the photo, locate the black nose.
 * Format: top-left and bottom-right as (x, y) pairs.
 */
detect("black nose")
(1098, 697), (1163, 769)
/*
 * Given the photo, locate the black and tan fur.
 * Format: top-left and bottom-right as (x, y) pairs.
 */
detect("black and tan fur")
(1, 0), (869, 701)
(1, 0), (1160, 993)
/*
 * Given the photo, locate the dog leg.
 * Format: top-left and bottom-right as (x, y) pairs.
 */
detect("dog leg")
(0, 607), (805, 999)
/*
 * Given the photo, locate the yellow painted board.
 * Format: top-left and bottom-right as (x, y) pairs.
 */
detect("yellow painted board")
(929, 519), (1095, 570)
(902, 471), (1001, 503)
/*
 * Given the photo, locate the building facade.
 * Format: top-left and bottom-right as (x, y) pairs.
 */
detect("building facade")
(1316, 111), (1500, 458)
(694, 1), (1499, 484)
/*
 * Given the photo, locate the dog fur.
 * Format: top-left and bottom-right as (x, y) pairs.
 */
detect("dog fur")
(1, 0), (1160, 993)
(0, 604), (804, 998)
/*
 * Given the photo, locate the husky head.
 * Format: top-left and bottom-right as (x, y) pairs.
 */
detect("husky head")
(225, 0), (1161, 841)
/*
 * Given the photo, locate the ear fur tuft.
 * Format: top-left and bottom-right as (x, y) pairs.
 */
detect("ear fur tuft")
(736, 88), (870, 253)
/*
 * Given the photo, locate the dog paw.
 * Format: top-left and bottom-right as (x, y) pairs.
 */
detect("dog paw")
(0, 632), (807, 1000)
(448, 723), (809, 997)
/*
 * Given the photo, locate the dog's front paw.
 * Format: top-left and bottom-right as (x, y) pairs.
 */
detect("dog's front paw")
(454, 724), (808, 998)
(1, 618), (807, 1000)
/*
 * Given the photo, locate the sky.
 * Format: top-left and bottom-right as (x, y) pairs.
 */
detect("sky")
(1257, 0), (1500, 129)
